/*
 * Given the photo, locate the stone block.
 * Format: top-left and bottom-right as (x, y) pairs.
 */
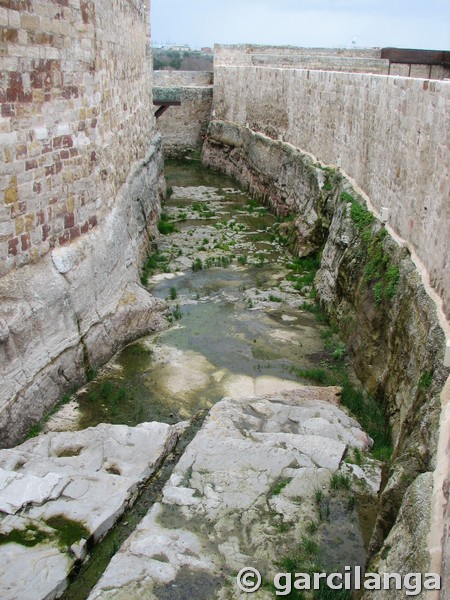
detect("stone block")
(20, 14), (40, 32)
(8, 10), (20, 29)
(0, 8), (7, 27)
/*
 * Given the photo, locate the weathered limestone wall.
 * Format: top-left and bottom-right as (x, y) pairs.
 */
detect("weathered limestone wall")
(153, 70), (213, 157)
(215, 45), (389, 74)
(153, 70), (213, 87)
(212, 66), (450, 319)
(215, 45), (450, 79)
(0, 0), (167, 447)
(203, 121), (450, 597)
(215, 44), (382, 63)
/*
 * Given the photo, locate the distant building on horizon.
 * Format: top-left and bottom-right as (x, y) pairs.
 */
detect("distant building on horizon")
(165, 44), (191, 52)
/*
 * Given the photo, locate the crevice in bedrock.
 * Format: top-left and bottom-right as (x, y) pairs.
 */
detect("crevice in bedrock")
(0, 417), (191, 600)
(58, 413), (206, 600)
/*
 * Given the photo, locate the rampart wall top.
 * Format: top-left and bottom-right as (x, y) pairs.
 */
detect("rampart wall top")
(153, 71), (213, 87)
(214, 44), (382, 63)
(215, 44), (450, 78)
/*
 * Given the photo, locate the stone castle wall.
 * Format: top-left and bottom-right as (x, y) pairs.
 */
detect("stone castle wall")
(212, 65), (450, 319)
(0, 0), (152, 276)
(153, 70), (213, 87)
(153, 70), (213, 156)
(0, 0), (168, 447)
(215, 44), (389, 74)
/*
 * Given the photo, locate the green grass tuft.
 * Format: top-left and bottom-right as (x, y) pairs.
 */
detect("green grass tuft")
(287, 256), (320, 272)
(270, 477), (292, 496)
(349, 200), (375, 231)
(329, 472), (352, 491)
(192, 258), (203, 271)
(295, 368), (331, 385)
(172, 304), (182, 320)
(418, 371), (433, 390)
(141, 251), (170, 285)
(158, 219), (175, 235)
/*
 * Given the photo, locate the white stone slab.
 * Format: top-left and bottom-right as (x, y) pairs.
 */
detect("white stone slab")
(89, 389), (380, 599)
(0, 421), (186, 600)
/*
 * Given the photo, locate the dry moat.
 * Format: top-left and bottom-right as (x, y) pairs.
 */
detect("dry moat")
(0, 160), (387, 600)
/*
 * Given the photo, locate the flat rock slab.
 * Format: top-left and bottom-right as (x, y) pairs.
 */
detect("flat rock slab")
(89, 389), (380, 599)
(0, 421), (186, 600)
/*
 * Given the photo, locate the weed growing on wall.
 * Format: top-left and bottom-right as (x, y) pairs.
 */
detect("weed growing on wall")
(342, 192), (399, 304)
(418, 371), (433, 390)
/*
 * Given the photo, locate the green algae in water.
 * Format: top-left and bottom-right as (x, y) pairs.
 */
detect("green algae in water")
(118, 342), (154, 380)
(77, 339), (217, 428)
(77, 163), (345, 433)
(77, 378), (141, 429)
(45, 516), (91, 550)
(78, 343), (183, 428)
(78, 377), (177, 429)
(0, 517), (90, 551)
(0, 525), (48, 548)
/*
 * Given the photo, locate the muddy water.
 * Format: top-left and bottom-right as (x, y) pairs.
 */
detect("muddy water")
(47, 159), (328, 432)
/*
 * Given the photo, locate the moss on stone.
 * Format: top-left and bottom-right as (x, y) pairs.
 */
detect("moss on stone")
(341, 194), (400, 305)
(0, 525), (48, 548)
(0, 516), (89, 552)
(45, 516), (90, 550)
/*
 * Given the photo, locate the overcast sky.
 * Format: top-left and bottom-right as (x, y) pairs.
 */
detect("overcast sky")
(151, 0), (450, 50)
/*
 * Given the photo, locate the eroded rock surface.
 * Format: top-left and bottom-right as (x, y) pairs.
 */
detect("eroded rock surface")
(89, 389), (380, 599)
(362, 472), (435, 600)
(0, 421), (186, 600)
